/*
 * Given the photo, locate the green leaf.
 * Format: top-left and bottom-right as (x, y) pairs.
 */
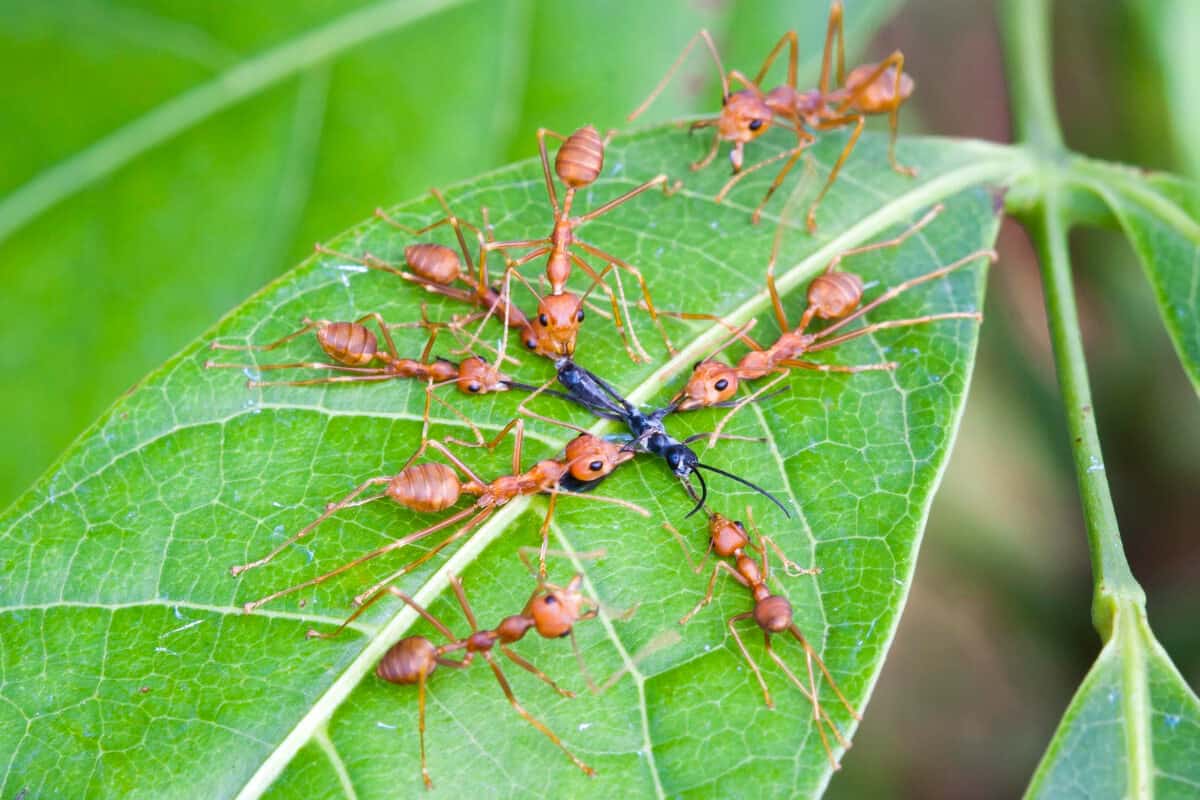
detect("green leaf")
(1069, 161), (1200, 394)
(0, 128), (1014, 798)
(1026, 601), (1200, 799)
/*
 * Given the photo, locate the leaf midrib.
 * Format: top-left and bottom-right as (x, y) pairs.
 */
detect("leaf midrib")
(236, 147), (1027, 798)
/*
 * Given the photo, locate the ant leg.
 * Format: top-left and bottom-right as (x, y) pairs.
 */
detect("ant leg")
(231, 477), (392, 577)
(244, 506), (487, 613)
(835, 51), (914, 176)
(809, 312), (982, 356)
(760, 534), (819, 578)
(815, 248), (997, 340)
(350, 510), (495, 607)
(680, 560), (747, 625)
(483, 650), (595, 777)
(428, 384), (488, 449)
(574, 240), (676, 356)
(629, 29), (729, 123)
(305, 584), (404, 640)
(713, 137), (810, 207)
(804, 113), (865, 232)
(653, 308), (766, 352)
(704, 373), (789, 447)
(727, 613), (775, 708)
(779, 358), (897, 374)
(308, 585), (459, 642)
(822, 204), (943, 279)
(209, 318), (326, 352)
(790, 623), (861, 721)
(749, 128), (817, 225)
(416, 667), (433, 789)
(515, 546), (607, 577)
(820, 1), (847, 93)
(691, 127), (722, 172)
(567, 252), (645, 362)
(514, 379), (594, 436)
(501, 646), (575, 699)
(662, 521), (713, 574)
(573, 174), (671, 225)
(761, 639), (845, 769)
(752, 30), (799, 88)
(441, 416), (521, 460)
(536, 128), (569, 214)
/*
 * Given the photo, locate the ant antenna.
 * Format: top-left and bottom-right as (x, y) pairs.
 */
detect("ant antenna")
(692, 462), (791, 518)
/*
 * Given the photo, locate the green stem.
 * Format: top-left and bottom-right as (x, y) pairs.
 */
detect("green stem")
(1027, 191), (1145, 638)
(1000, 0), (1065, 153)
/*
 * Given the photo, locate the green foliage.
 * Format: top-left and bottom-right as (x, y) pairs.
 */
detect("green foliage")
(0, 130), (1007, 797)
(1026, 604), (1200, 799)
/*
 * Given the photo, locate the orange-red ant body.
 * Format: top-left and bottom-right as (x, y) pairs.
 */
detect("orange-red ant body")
(630, 1), (916, 228)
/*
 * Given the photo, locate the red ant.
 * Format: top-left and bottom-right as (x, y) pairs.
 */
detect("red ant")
(669, 507), (858, 770)
(232, 418), (647, 613)
(318, 190), (552, 357)
(474, 125), (678, 361)
(310, 572), (601, 788)
(667, 205), (995, 441)
(629, 1), (915, 229)
(206, 312), (510, 395)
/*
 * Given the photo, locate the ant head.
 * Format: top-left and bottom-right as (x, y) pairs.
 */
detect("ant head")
(564, 434), (634, 482)
(707, 513), (749, 558)
(526, 574), (589, 638)
(533, 293), (585, 358)
(753, 594), (793, 633)
(455, 356), (508, 395)
(676, 360), (739, 410)
(719, 90), (772, 146)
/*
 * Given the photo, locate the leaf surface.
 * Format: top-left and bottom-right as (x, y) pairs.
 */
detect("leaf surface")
(0, 128), (1015, 798)
(1026, 603), (1200, 800)
(1071, 162), (1200, 394)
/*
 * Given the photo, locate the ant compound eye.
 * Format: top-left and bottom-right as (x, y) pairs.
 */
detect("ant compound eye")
(544, 595), (557, 605)
(589, 460), (604, 473)
(714, 378), (729, 391)
(538, 313), (549, 326)
(576, 309), (585, 322)
(525, 338), (537, 349)
(749, 119), (764, 131)
(467, 382), (481, 393)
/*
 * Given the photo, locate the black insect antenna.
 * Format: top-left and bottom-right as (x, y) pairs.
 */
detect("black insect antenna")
(691, 462), (791, 518)
(684, 469), (709, 518)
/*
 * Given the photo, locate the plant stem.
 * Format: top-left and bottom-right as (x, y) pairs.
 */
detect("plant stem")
(1000, 0), (1065, 153)
(1000, 0), (1144, 639)
(1027, 191), (1145, 638)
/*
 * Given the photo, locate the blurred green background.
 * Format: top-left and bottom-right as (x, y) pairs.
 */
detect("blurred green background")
(2, 0), (1196, 796)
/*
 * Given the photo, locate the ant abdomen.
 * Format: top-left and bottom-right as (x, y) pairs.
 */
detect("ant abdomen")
(377, 636), (438, 684)
(555, 125), (604, 188)
(808, 271), (864, 320)
(405, 242), (462, 285)
(844, 63), (914, 109)
(317, 322), (378, 365)
(387, 462), (462, 512)
(753, 594), (793, 633)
